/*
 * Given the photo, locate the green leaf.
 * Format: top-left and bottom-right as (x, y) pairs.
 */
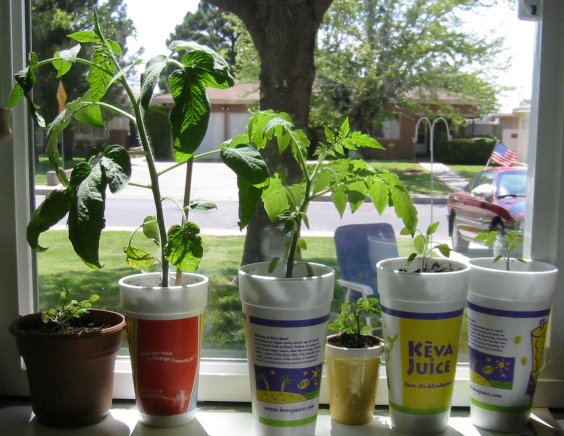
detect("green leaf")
(68, 164), (106, 269)
(13, 65), (35, 95)
(73, 91), (104, 128)
(311, 167), (335, 197)
(53, 44), (80, 77)
(342, 131), (384, 151)
(262, 175), (290, 222)
(366, 177), (389, 214)
(236, 177), (262, 230)
(108, 62), (140, 89)
(475, 231), (497, 245)
(332, 185), (347, 217)
(268, 257), (280, 274)
(88, 47), (115, 102)
(45, 101), (86, 186)
(8, 83), (24, 109)
(220, 145), (269, 187)
(27, 189), (70, 252)
(385, 174), (418, 234)
(169, 70), (210, 162)
(413, 234), (426, 255)
(142, 216), (160, 243)
(437, 243), (451, 258)
(181, 49), (234, 89)
(288, 182), (306, 208)
(100, 145), (132, 193)
(426, 221), (440, 237)
(124, 245), (156, 270)
(140, 55), (168, 109)
(188, 201), (217, 211)
(165, 222), (203, 272)
(169, 40), (234, 89)
(400, 226), (413, 236)
(68, 30), (99, 44)
(346, 181), (368, 213)
(339, 117), (350, 138)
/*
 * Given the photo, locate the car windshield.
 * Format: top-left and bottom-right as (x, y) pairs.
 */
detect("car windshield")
(496, 172), (527, 197)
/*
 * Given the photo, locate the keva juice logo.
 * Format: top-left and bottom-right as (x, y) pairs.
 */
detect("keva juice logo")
(407, 340), (455, 376)
(382, 306), (463, 413)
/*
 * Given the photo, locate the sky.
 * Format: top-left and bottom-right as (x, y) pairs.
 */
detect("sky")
(123, 0), (537, 113)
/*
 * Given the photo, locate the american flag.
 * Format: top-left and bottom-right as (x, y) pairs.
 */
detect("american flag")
(490, 142), (517, 166)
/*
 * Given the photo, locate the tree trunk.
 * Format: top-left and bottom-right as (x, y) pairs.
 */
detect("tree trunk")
(209, 0), (333, 265)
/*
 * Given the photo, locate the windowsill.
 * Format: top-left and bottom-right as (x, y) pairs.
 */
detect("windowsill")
(0, 399), (562, 435)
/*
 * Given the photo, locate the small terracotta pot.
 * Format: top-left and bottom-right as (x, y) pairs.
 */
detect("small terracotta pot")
(9, 309), (125, 427)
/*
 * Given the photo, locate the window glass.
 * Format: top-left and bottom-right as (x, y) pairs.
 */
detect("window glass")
(27, 0), (542, 391)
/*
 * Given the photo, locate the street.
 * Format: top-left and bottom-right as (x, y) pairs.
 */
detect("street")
(37, 194), (451, 239)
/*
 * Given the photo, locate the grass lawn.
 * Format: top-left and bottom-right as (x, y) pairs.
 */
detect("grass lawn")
(371, 161), (452, 195)
(34, 156), (84, 185)
(448, 165), (483, 183)
(37, 231), (414, 353)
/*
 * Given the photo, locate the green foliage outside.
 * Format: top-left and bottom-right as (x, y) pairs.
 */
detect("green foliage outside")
(436, 136), (498, 165)
(30, 0), (136, 159)
(143, 105), (173, 161)
(311, 0), (505, 132)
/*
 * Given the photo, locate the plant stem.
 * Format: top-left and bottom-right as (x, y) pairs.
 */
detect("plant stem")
(98, 27), (170, 286)
(175, 158), (194, 286)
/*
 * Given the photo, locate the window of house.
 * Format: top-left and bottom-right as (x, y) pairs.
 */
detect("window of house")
(1, 0), (563, 407)
(374, 116), (400, 140)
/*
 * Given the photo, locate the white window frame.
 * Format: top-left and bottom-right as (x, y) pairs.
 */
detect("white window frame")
(1, 0), (563, 406)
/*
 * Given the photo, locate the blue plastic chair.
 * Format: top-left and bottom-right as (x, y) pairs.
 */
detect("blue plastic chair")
(334, 223), (399, 302)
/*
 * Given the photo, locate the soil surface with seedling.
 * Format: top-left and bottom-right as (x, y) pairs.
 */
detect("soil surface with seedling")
(328, 333), (382, 348)
(18, 314), (108, 336)
(398, 261), (456, 273)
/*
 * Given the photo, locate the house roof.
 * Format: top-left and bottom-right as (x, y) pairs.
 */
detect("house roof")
(151, 82), (259, 106)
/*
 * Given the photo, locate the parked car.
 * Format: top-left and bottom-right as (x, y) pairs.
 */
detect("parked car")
(448, 166), (527, 252)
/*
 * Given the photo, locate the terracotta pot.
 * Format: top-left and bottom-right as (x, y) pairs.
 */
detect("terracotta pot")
(9, 309), (125, 427)
(325, 334), (384, 425)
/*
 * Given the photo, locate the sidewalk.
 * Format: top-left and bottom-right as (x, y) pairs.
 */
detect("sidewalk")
(35, 159), (468, 204)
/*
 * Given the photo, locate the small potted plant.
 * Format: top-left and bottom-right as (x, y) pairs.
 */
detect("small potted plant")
(376, 222), (470, 434)
(9, 290), (125, 427)
(225, 110), (418, 435)
(325, 297), (384, 425)
(467, 231), (558, 433)
(9, 11), (265, 428)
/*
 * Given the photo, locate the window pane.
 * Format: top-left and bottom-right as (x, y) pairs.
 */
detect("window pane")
(32, 2), (536, 364)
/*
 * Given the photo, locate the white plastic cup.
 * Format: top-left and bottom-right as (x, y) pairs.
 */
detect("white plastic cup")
(238, 262), (334, 436)
(119, 272), (208, 428)
(377, 257), (469, 434)
(467, 258), (558, 432)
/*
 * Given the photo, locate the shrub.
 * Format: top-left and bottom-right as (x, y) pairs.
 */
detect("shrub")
(436, 135), (497, 164)
(144, 105), (173, 161)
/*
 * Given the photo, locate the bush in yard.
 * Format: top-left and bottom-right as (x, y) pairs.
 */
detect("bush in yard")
(143, 105), (173, 161)
(436, 135), (497, 164)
